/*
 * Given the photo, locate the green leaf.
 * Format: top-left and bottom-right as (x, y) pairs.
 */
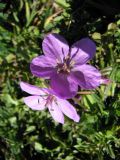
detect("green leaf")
(0, 3), (6, 10)
(25, 1), (30, 26)
(34, 142), (43, 152)
(26, 126), (36, 133)
(107, 144), (115, 159)
(55, 0), (70, 9)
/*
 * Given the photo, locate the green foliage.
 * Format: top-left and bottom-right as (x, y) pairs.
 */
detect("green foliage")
(0, 0), (120, 159)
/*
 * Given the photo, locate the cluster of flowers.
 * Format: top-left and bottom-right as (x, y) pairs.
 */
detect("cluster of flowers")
(20, 33), (108, 124)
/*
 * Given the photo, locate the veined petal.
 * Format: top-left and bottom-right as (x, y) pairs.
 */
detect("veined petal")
(30, 55), (56, 78)
(50, 73), (78, 99)
(48, 101), (64, 124)
(23, 96), (46, 110)
(20, 81), (48, 95)
(71, 64), (101, 89)
(42, 33), (69, 62)
(57, 98), (80, 122)
(70, 38), (96, 65)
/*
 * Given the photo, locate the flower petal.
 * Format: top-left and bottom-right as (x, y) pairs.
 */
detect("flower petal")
(71, 64), (101, 89)
(48, 101), (64, 124)
(70, 38), (96, 65)
(20, 81), (48, 95)
(42, 33), (69, 62)
(23, 96), (46, 110)
(100, 78), (112, 85)
(30, 55), (56, 78)
(57, 98), (80, 122)
(50, 73), (78, 99)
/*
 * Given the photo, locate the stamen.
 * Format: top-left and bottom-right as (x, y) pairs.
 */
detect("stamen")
(65, 54), (70, 60)
(57, 68), (61, 74)
(70, 60), (75, 67)
(45, 95), (56, 108)
(66, 68), (70, 73)
(56, 48), (73, 74)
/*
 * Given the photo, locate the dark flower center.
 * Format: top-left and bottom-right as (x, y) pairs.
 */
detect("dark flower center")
(46, 95), (56, 111)
(45, 95), (55, 106)
(56, 55), (74, 74)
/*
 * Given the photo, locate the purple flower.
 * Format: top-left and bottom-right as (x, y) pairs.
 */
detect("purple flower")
(30, 33), (101, 99)
(20, 81), (80, 124)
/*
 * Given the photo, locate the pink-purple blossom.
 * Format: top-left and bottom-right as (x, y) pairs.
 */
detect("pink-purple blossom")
(30, 33), (101, 99)
(20, 81), (80, 124)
